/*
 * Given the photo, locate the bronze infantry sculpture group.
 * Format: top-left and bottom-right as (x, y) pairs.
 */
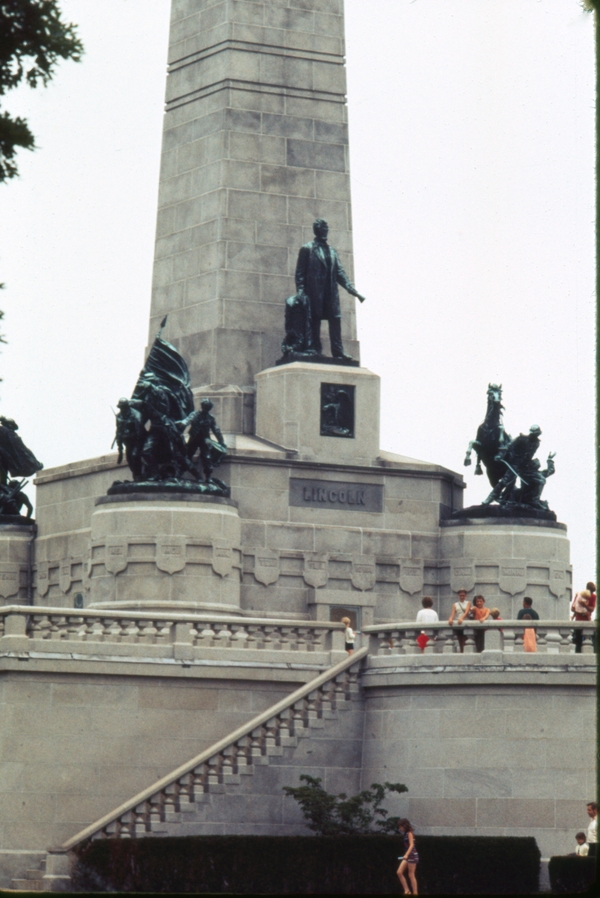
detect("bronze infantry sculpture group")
(112, 317), (229, 496)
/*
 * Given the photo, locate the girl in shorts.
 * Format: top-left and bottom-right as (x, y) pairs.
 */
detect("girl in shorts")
(397, 818), (419, 894)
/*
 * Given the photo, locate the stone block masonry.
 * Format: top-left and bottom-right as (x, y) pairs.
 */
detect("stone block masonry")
(150, 0), (358, 406)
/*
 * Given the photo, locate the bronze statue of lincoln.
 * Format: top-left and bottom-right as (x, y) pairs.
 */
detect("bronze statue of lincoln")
(294, 219), (365, 361)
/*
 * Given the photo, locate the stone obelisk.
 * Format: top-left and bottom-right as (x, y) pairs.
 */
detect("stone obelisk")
(149, 0), (358, 432)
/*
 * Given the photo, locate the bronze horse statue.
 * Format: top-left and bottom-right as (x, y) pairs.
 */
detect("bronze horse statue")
(464, 384), (511, 487)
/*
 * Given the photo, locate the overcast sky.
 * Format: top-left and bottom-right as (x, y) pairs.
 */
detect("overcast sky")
(0, 0), (595, 592)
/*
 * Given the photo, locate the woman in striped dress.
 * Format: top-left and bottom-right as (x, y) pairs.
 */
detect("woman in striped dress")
(397, 818), (419, 895)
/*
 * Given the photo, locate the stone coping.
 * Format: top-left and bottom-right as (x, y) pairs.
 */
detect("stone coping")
(34, 448), (464, 486)
(95, 492), (238, 508)
(442, 515), (567, 531)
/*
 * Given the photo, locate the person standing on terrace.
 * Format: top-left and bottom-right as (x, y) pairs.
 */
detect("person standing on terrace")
(448, 589), (471, 652)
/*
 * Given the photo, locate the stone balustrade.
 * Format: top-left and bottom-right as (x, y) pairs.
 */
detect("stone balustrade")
(57, 648), (366, 847)
(362, 620), (596, 658)
(0, 605), (346, 664)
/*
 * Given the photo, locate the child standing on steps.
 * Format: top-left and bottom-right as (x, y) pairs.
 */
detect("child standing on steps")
(341, 617), (354, 654)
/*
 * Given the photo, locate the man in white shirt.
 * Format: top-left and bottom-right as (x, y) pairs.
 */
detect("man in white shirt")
(416, 596), (438, 651)
(586, 802), (597, 857)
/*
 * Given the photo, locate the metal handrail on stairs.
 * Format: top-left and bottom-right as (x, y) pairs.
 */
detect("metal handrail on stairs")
(56, 645), (368, 852)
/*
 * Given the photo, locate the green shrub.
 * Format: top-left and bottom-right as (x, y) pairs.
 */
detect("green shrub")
(548, 855), (596, 893)
(72, 834), (540, 894)
(282, 774), (408, 834)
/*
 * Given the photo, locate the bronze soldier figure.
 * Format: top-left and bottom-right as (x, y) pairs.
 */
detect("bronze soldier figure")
(179, 399), (227, 486)
(482, 425), (556, 510)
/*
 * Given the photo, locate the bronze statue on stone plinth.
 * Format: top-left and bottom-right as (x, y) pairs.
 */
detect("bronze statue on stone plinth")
(0, 416), (42, 519)
(458, 386), (557, 521)
(279, 219), (365, 366)
(110, 317), (229, 497)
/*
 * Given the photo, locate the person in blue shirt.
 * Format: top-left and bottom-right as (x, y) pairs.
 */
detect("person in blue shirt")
(516, 596), (539, 621)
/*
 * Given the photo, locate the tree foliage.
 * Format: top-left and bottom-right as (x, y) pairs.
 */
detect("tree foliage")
(0, 0), (83, 181)
(283, 775), (408, 836)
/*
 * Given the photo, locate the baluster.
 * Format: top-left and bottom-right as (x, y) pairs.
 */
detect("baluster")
(581, 627), (595, 654)
(197, 622), (216, 646)
(377, 631), (391, 655)
(389, 629), (404, 655)
(235, 736), (251, 771)
(310, 627), (325, 651)
(333, 674), (347, 704)
(279, 626), (292, 652)
(105, 618), (122, 643)
(163, 783), (179, 817)
(221, 745), (237, 782)
(502, 628), (516, 653)
(278, 708), (293, 742)
(66, 615), (84, 640)
(558, 627), (574, 653)
(306, 690), (319, 720)
(192, 764), (208, 796)
(87, 618), (104, 641)
(513, 627), (525, 652)
(231, 624), (249, 648)
(189, 623), (200, 646)
(139, 620), (158, 643)
(544, 627), (561, 654)
(178, 772), (194, 807)
(319, 683), (333, 715)
(296, 627), (311, 651)
(249, 726), (265, 760)
(262, 626), (275, 650)
(155, 620), (173, 644)
(462, 627), (477, 654)
(30, 614), (50, 639)
(402, 628), (420, 655)
(131, 807), (148, 836)
(290, 701), (306, 733)
(536, 626), (548, 652)
(50, 616), (68, 640)
(214, 622), (233, 647)
(264, 717), (280, 751)
(121, 619), (140, 643)
(422, 629), (436, 654)
(148, 796), (164, 828)
(439, 628), (456, 654)
(245, 625), (259, 650)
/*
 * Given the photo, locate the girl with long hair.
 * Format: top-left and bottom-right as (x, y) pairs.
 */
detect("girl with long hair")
(397, 818), (419, 895)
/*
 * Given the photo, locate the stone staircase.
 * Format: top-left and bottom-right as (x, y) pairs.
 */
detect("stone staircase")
(12, 648), (367, 892)
(11, 856), (46, 892)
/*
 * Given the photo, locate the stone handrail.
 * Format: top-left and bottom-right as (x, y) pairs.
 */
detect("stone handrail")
(362, 620), (596, 655)
(55, 646), (368, 851)
(0, 605), (345, 659)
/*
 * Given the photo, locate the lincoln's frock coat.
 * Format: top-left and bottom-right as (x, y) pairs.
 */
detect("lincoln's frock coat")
(294, 239), (355, 320)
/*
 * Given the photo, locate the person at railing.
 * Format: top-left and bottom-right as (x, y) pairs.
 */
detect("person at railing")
(471, 595), (491, 652)
(571, 588), (593, 654)
(448, 588), (471, 652)
(521, 613), (537, 652)
(571, 832), (589, 856)
(416, 596), (438, 652)
(516, 596), (539, 621)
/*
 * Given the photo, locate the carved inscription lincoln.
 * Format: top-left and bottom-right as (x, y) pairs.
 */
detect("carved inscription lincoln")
(289, 478), (383, 513)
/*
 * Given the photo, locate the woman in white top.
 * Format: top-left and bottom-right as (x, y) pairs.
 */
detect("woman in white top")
(416, 596), (438, 651)
(448, 589), (471, 653)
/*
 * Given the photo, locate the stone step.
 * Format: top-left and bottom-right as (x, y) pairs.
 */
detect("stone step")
(11, 878), (44, 890)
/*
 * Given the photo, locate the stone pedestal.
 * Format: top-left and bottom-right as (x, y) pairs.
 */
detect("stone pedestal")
(255, 361), (380, 462)
(88, 493), (241, 612)
(440, 516), (571, 618)
(0, 521), (35, 605)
